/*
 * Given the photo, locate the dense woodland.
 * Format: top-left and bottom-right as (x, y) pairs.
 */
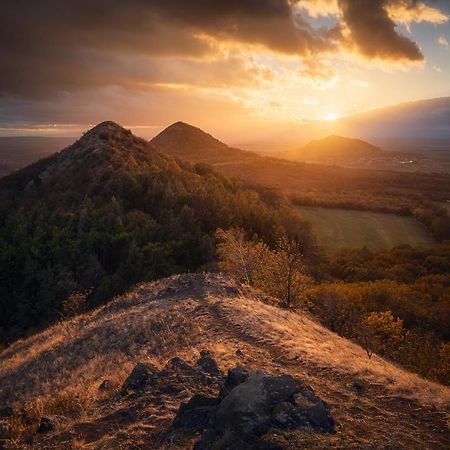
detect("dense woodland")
(0, 123), (449, 387)
(0, 123), (312, 345)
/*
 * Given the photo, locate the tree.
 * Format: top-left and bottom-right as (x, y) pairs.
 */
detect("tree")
(272, 235), (305, 308)
(357, 311), (405, 359)
(215, 228), (269, 286)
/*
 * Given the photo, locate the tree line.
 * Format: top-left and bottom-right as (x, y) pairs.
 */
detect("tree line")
(216, 228), (449, 385)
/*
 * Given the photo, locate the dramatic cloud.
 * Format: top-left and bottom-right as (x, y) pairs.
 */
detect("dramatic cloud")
(386, 0), (448, 25)
(338, 0), (424, 62)
(0, 0), (448, 131)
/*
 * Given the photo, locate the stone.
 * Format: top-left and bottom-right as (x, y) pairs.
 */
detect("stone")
(37, 416), (58, 434)
(219, 365), (251, 398)
(173, 394), (220, 431)
(122, 362), (157, 391)
(98, 380), (112, 392)
(196, 350), (220, 375)
(265, 374), (300, 407)
(353, 382), (365, 396)
(165, 357), (194, 374)
(176, 366), (335, 449)
(271, 401), (298, 429)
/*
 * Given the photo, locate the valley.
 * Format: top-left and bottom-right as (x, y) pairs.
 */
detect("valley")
(1, 2), (450, 448)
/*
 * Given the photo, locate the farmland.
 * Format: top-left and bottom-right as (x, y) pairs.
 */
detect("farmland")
(296, 206), (436, 252)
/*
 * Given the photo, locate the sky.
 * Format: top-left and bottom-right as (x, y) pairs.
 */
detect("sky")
(1, 0), (449, 142)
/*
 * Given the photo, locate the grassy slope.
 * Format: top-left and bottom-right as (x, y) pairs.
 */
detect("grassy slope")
(296, 206), (436, 252)
(0, 273), (448, 449)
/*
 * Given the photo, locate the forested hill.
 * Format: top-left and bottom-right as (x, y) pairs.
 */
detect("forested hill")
(0, 121), (311, 344)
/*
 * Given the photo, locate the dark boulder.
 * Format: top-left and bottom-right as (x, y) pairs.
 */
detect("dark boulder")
(37, 416), (62, 434)
(190, 367), (334, 448)
(196, 350), (221, 376)
(173, 394), (220, 431)
(219, 365), (251, 399)
(98, 379), (112, 392)
(122, 362), (157, 392)
(165, 357), (195, 374)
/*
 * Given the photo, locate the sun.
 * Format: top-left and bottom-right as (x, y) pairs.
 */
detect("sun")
(322, 112), (339, 121)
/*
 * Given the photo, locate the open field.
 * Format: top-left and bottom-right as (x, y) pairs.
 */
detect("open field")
(296, 206), (436, 252)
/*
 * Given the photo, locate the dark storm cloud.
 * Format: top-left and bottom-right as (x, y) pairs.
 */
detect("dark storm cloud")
(0, 0), (336, 98)
(0, 0), (444, 101)
(338, 0), (423, 61)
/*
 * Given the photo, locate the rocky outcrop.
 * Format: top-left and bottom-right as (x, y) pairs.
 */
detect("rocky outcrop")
(172, 359), (335, 449)
(121, 362), (158, 392)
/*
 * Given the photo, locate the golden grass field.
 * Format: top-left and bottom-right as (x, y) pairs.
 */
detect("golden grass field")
(296, 206), (436, 252)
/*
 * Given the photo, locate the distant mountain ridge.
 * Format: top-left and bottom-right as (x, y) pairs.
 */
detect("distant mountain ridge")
(285, 135), (382, 163)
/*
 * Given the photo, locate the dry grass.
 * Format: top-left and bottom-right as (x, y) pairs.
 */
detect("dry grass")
(216, 294), (449, 408)
(0, 273), (448, 448)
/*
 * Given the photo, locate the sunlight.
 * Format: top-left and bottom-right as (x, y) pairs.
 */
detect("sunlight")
(322, 112), (339, 121)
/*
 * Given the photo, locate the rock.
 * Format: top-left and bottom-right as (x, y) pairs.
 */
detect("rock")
(173, 394), (220, 431)
(235, 349), (245, 358)
(160, 385), (181, 395)
(165, 357), (194, 374)
(98, 379), (112, 392)
(0, 421), (10, 439)
(265, 374), (300, 407)
(177, 366), (334, 449)
(196, 350), (220, 375)
(219, 365), (251, 398)
(0, 408), (14, 418)
(215, 372), (273, 437)
(292, 388), (335, 433)
(353, 381), (365, 396)
(122, 362), (157, 391)
(37, 416), (57, 434)
(271, 401), (298, 429)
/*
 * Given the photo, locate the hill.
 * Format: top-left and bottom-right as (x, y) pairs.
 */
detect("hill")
(150, 121), (450, 200)
(150, 121), (256, 165)
(285, 135), (383, 163)
(0, 273), (448, 449)
(0, 121), (311, 344)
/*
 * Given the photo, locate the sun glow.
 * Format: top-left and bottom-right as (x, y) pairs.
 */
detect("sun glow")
(322, 112), (339, 121)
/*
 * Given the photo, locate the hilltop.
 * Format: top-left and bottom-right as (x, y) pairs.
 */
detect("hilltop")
(0, 121), (310, 344)
(0, 273), (448, 449)
(150, 121), (256, 164)
(285, 135), (382, 163)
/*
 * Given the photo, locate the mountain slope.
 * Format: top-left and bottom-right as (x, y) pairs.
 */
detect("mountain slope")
(286, 135), (382, 163)
(0, 121), (311, 344)
(150, 122), (450, 200)
(0, 273), (448, 449)
(150, 121), (256, 164)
